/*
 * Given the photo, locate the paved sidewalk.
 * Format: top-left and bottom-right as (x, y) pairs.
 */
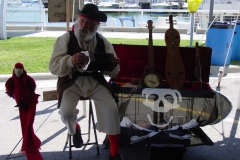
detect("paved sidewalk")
(6, 30), (206, 41)
(1, 73), (240, 160)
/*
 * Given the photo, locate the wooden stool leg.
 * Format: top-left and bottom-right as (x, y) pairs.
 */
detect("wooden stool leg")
(68, 134), (72, 160)
(66, 100), (100, 159)
(89, 100), (100, 155)
(88, 101), (91, 141)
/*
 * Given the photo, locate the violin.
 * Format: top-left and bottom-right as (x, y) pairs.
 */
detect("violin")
(164, 15), (185, 89)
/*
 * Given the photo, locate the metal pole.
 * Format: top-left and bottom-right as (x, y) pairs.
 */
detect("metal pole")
(209, 0), (214, 22)
(190, 12), (195, 47)
(39, 0), (44, 31)
(66, 0), (70, 31)
(0, 0), (7, 40)
(80, 0), (84, 10)
(238, 88), (240, 110)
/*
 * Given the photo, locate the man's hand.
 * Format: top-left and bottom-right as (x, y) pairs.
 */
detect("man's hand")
(72, 53), (88, 68)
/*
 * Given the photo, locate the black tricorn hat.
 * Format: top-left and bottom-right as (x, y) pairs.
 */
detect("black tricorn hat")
(76, 4), (107, 22)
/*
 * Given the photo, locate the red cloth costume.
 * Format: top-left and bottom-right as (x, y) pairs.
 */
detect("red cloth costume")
(5, 62), (43, 160)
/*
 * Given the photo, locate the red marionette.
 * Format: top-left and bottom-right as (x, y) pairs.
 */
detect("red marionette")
(5, 62), (43, 160)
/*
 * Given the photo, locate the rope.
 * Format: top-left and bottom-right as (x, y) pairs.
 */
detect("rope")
(199, 0), (229, 43)
(197, 0), (240, 73)
(223, 12), (239, 72)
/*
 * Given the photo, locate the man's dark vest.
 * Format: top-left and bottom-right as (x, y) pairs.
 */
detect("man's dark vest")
(56, 31), (114, 108)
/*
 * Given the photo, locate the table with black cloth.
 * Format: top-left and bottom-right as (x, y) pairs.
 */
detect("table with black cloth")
(109, 44), (232, 159)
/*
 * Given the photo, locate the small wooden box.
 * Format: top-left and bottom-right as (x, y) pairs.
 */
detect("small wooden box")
(150, 143), (185, 160)
(43, 90), (57, 101)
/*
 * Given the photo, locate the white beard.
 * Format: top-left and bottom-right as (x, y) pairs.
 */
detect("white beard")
(74, 25), (98, 42)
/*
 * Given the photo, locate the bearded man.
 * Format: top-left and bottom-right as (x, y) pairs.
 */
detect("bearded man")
(49, 4), (122, 160)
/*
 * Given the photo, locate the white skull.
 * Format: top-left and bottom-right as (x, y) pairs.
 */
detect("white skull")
(142, 88), (182, 113)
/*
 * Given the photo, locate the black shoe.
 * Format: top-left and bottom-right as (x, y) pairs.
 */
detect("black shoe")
(109, 153), (123, 160)
(72, 130), (83, 148)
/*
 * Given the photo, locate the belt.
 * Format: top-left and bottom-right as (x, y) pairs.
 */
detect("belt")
(72, 71), (99, 77)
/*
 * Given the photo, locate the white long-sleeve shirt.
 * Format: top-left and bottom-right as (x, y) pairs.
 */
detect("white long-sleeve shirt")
(49, 32), (120, 78)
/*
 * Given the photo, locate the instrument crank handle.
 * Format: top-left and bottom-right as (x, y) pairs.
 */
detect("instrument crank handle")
(199, 78), (202, 91)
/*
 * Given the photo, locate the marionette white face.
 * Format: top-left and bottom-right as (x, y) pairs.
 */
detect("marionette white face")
(14, 68), (24, 77)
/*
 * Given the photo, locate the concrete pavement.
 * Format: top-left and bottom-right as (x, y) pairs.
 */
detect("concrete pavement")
(1, 73), (240, 160)
(0, 30), (240, 160)
(6, 30), (207, 40)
